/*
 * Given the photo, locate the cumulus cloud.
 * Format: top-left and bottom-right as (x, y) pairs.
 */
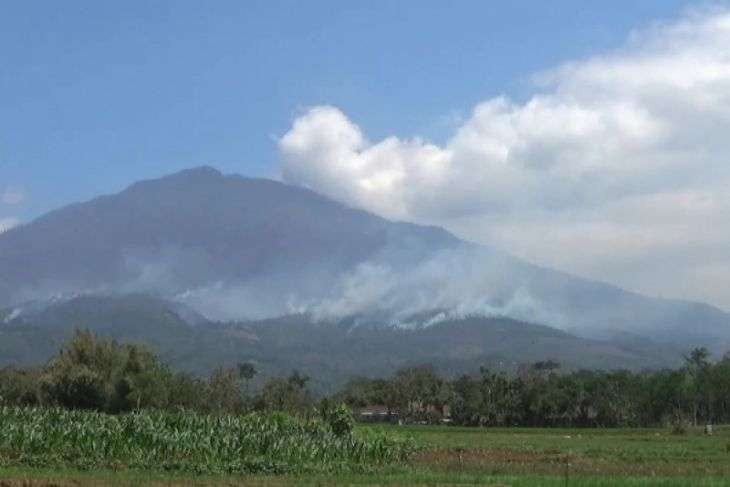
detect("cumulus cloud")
(278, 8), (730, 308)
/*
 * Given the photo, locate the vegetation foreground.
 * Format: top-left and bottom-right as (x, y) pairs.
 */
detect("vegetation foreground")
(2, 332), (730, 485)
(2, 418), (730, 485)
(0, 406), (411, 475)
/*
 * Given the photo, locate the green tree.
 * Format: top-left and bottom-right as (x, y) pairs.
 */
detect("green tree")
(41, 330), (172, 412)
(204, 367), (245, 414)
(257, 370), (313, 414)
(683, 347), (711, 426)
(0, 367), (43, 406)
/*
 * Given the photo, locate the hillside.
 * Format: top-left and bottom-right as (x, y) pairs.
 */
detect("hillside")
(0, 166), (729, 366)
(0, 295), (684, 392)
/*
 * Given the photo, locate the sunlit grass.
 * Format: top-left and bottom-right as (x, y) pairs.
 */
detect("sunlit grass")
(0, 407), (413, 475)
(2, 418), (730, 485)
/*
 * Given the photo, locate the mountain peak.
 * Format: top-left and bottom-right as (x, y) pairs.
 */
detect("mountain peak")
(123, 165), (226, 194)
(167, 165), (223, 180)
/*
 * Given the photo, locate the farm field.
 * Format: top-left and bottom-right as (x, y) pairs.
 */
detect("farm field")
(1, 418), (729, 486)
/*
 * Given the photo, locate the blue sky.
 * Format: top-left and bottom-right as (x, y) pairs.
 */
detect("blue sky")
(7, 1), (730, 308)
(2, 0), (696, 222)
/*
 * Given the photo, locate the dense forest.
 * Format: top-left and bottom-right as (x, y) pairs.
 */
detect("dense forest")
(1, 330), (728, 429)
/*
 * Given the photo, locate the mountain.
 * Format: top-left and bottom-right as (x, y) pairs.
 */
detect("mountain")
(0, 167), (458, 319)
(1, 166), (729, 366)
(0, 294), (202, 366)
(0, 295), (682, 392)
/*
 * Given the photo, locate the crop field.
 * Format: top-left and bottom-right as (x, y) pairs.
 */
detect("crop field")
(1, 411), (729, 486)
(0, 407), (412, 476)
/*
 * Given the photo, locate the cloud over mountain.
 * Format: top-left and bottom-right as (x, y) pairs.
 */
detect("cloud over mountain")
(278, 8), (730, 308)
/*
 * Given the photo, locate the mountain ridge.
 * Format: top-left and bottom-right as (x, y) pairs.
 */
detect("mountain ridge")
(0, 294), (684, 391)
(1, 166), (729, 363)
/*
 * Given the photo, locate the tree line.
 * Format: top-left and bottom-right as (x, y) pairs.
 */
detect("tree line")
(337, 351), (730, 428)
(2, 330), (729, 429)
(0, 330), (312, 416)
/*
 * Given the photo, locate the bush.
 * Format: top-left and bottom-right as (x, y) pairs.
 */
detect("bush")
(318, 399), (354, 437)
(0, 367), (43, 406)
(41, 330), (172, 412)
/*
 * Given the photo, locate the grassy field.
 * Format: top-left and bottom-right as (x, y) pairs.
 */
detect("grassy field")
(388, 423), (730, 484)
(1, 420), (729, 485)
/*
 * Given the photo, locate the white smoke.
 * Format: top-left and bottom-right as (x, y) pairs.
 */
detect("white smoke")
(171, 246), (566, 327)
(277, 7), (730, 310)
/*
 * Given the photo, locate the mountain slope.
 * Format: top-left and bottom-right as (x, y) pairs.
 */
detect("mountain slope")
(0, 295), (683, 392)
(0, 167), (457, 316)
(0, 294), (205, 366)
(0, 166), (729, 355)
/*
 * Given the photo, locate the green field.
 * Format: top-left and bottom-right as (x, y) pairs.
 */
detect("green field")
(0, 407), (411, 476)
(2, 417), (730, 486)
(381, 424), (730, 484)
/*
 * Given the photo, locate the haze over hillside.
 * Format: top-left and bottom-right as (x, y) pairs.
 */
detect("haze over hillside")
(0, 294), (682, 389)
(1, 167), (729, 368)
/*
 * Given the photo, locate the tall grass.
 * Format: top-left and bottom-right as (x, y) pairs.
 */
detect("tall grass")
(0, 407), (413, 475)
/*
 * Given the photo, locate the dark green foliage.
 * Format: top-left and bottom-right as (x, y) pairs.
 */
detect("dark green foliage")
(343, 353), (730, 428)
(318, 398), (354, 437)
(389, 365), (450, 424)
(3, 331), (730, 430)
(0, 331), (263, 415)
(40, 330), (172, 412)
(0, 367), (43, 406)
(202, 367), (246, 414)
(255, 371), (313, 414)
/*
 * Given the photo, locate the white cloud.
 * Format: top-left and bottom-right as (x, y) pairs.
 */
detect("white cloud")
(1, 187), (26, 206)
(0, 218), (19, 233)
(278, 8), (730, 309)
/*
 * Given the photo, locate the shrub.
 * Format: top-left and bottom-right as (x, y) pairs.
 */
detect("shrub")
(318, 399), (354, 437)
